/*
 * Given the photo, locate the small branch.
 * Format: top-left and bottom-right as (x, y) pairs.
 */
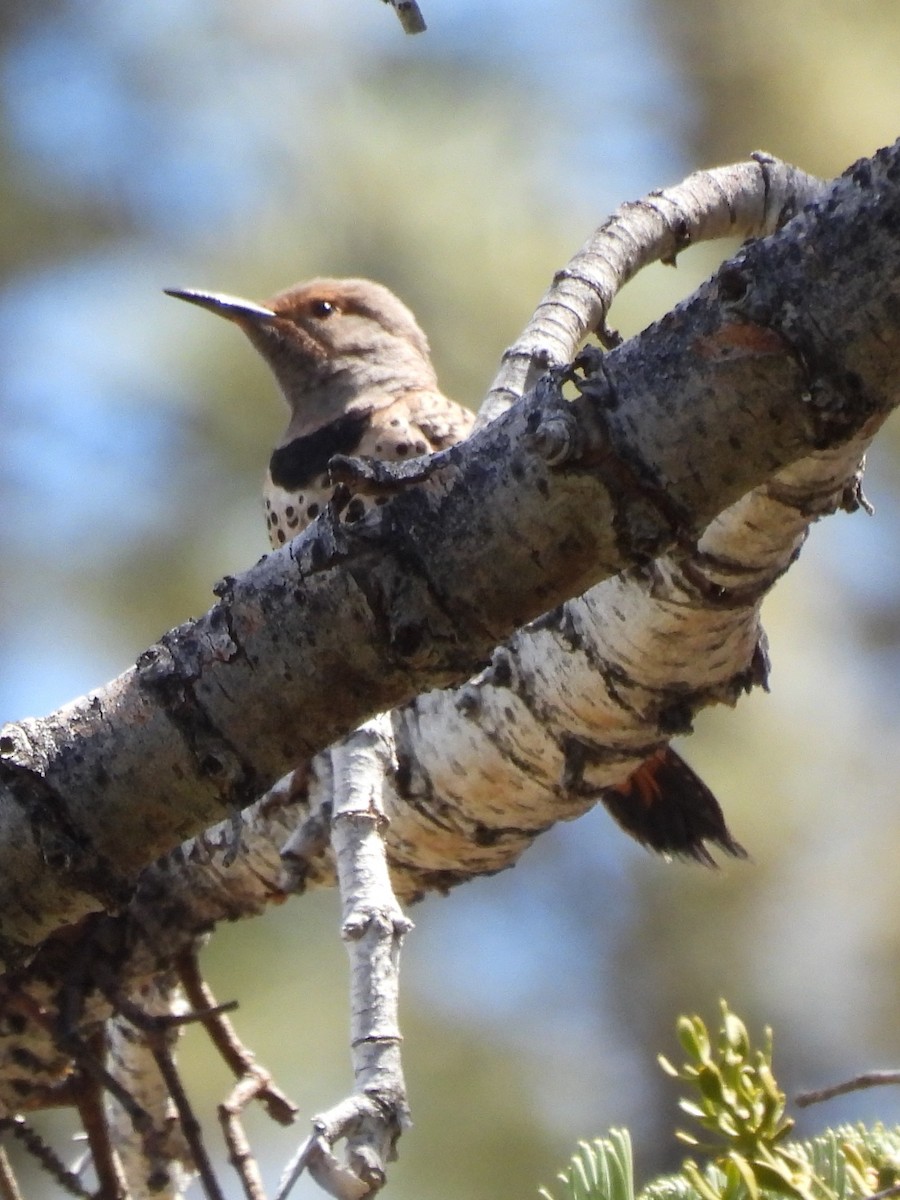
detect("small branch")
(277, 1131), (330, 1200)
(73, 1050), (129, 1200)
(382, 0), (426, 34)
(278, 1099), (394, 1200)
(0, 1117), (93, 1200)
(177, 949), (297, 1125)
(796, 1070), (900, 1107)
(330, 718), (412, 1114)
(106, 978), (196, 1199)
(868, 1185), (900, 1200)
(147, 1040), (225, 1200)
(280, 717), (412, 1198)
(219, 1075), (271, 1200)
(279, 791), (333, 894)
(479, 153), (825, 425)
(175, 949), (298, 1199)
(0, 1147), (23, 1200)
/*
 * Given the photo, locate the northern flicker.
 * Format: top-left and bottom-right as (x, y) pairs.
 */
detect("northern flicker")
(165, 278), (473, 547)
(167, 276), (743, 865)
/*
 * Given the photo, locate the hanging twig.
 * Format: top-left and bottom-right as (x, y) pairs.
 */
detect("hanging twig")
(382, 0), (426, 34)
(278, 716), (412, 1198)
(176, 949), (298, 1200)
(0, 1147), (23, 1200)
(72, 1045), (129, 1200)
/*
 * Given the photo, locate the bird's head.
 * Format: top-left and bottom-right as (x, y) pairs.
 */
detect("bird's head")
(166, 277), (438, 429)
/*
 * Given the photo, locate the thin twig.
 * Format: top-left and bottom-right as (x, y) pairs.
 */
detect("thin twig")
(114, 990), (238, 1032)
(148, 1037), (226, 1200)
(383, 0), (426, 34)
(73, 1053), (128, 1200)
(479, 153), (825, 426)
(868, 1184), (900, 1200)
(796, 1071), (900, 1107)
(176, 949), (297, 1123)
(176, 950), (297, 1198)
(220, 1074), (270, 1200)
(56, 1028), (153, 1136)
(0, 1146), (23, 1200)
(275, 1133), (319, 1200)
(0, 1117), (92, 1200)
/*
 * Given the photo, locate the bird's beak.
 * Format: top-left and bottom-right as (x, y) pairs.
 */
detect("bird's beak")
(164, 288), (277, 325)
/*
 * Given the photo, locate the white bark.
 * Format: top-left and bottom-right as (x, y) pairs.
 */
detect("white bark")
(5, 152), (892, 965)
(327, 720), (411, 1120)
(480, 152), (824, 424)
(2, 146), (900, 1196)
(105, 979), (194, 1200)
(277, 720), (412, 1197)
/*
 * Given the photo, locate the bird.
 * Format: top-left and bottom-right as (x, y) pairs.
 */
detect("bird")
(165, 277), (474, 548)
(166, 276), (744, 865)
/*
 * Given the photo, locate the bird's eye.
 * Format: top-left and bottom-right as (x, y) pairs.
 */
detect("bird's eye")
(310, 299), (337, 318)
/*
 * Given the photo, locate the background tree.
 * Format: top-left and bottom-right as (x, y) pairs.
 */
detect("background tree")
(3, 3), (900, 1197)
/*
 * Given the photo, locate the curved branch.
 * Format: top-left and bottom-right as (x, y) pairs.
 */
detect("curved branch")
(479, 153), (825, 424)
(1, 147), (898, 971)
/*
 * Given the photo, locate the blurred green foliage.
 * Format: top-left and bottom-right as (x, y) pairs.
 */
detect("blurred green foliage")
(542, 1005), (900, 1200)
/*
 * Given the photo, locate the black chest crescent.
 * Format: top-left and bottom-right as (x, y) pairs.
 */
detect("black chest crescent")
(268, 409), (373, 491)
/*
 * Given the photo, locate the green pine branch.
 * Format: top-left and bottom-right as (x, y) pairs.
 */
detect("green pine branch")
(539, 1002), (900, 1200)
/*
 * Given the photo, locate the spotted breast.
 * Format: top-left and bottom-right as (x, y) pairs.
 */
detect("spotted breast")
(263, 387), (475, 548)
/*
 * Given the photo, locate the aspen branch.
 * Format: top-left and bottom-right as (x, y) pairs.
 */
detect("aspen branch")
(265, 719), (413, 1200)
(2, 147), (900, 1140)
(105, 976), (196, 1199)
(382, 0), (426, 35)
(479, 152), (825, 424)
(1, 148), (899, 971)
(274, 150), (869, 1190)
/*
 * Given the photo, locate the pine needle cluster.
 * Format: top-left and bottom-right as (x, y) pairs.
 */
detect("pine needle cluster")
(540, 1002), (900, 1200)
